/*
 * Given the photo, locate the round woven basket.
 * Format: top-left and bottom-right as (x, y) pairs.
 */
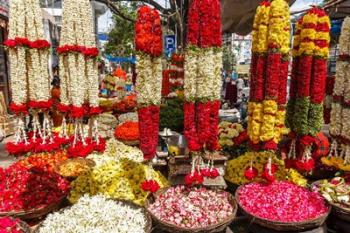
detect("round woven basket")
(119, 139), (140, 146)
(235, 185), (331, 231)
(0, 200), (62, 220)
(311, 181), (350, 222)
(34, 199), (152, 233)
(145, 187), (238, 233)
(54, 158), (95, 180)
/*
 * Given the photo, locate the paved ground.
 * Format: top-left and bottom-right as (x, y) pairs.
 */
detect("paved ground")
(0, 136), (17, 168)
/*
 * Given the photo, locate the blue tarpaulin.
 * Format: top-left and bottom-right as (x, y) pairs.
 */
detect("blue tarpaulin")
(104, 55), (136, 64)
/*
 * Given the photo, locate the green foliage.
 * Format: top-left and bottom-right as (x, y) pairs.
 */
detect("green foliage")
(222, 44), (235, 72)
(104, 2), (139, 57)
(160, 98), (184, 133)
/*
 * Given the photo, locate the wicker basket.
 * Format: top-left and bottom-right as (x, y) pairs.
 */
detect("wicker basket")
(0, 200), (62, 220)
(145, 187), (238, 233)
(311, 181), (350, 222)
(54, 158), (95, 180)
(34, 199), (152, 233)
(119, 139), (140, 146)
(235, 186), (331, 231)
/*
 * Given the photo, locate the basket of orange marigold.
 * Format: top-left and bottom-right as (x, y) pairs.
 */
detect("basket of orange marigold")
(114, 121), (140, 146)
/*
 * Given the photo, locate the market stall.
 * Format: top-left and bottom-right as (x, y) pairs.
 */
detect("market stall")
(2, 0), (350, 232)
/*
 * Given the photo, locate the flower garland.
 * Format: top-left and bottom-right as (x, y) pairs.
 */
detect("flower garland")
(184, 0), (222, 153)
(58, 0), (103, 155)
(328, 17), (350, 164)
(286, 8), (330, 173)
(5, 0), (56, 155)
(135, 6), (163, 160)
(247, 0), (290, 151)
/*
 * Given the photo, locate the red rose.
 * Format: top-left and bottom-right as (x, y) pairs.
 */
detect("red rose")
(141, 180), (160, 193)
(244, 167), (258, 180)
(14, 37), (30, 46)
(3, 39), (17, 48)
(70, 106), (85, 118)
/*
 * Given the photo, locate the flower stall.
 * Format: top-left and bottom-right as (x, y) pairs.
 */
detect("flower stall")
(2, 0), (350, 232)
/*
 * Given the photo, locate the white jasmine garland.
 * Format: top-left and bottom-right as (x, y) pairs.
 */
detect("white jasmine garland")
(38, 194), (147, 233)
(212, 50), (223, 100)
(333, 61), (346, 97)
(136, 53), (162, 106)
(341, 108), (350, 141)
(339, 17), (350, 55)
(197, 49), (213, 100)
(184, 49), (198, 101)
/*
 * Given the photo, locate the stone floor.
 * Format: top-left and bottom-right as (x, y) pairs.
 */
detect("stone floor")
(0, 136), (17, 168)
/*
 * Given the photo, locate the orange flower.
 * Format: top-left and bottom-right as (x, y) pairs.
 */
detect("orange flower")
(114, 121), (140, 141)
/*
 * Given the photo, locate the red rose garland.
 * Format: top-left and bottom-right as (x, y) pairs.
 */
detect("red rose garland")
(184, 102), (201, 151)
(184, 0), (222, 153)
(135, 6), (162, 57)
(135, 6), (163, 160)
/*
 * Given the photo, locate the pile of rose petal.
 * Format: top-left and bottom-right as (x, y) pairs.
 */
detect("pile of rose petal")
(0, 217), (25, 233)
(148, 186), (233, 229)
(238, 181), (329, 222)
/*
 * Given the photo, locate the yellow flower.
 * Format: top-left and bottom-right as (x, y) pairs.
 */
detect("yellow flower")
(225, 151), (306, 186)
(256, 4), (270, 53)
(260, 100), (278, 142)
(248, 102), (263, 143)
(69, 159), (169, 206)
(314, 15), (330, 58)
(267, 0), (290, 51)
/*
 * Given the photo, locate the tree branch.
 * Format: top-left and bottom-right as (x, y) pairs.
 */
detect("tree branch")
(109, 0), (169, 13)
(94, 0), (135, 22)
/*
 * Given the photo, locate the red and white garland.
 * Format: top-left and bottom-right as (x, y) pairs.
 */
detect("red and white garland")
(184, 0), (222, 152)
(135, 6), (163, 160)
(57, 0), (102, 156)
(5, 0), (54, 154)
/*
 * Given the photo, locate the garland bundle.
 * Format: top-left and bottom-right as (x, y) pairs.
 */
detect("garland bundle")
(57, 0), (102, 155)
(286, 8), (330, 172)
(247, 0), (290, 151)
(328, 17), (350, 163)
(135, 6), (162, 160)
(184, 0), (222, 152)
(5, 0), (54, 154)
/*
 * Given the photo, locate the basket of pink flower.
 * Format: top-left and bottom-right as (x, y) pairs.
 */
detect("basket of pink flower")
(235, 181), (331, 231)
(146, 186), (237, 233)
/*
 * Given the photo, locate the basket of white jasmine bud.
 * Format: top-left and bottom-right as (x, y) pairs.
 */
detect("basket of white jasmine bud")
(146, 186), (237, 233)
(35, 194), (152, 233)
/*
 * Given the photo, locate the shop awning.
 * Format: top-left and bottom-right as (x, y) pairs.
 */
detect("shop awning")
(222, 0), (296, 35)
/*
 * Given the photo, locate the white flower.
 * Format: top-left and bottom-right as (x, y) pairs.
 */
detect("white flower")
(38, 194), (147, 233)
(136, 54), (162, 106)
(339, 17), (350, 55)
(330, 102), (342, 136)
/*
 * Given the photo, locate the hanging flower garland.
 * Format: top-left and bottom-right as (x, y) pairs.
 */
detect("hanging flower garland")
(184, 0), (222, 153)
(285, 8), (330, 173)
(135, 6), (163, 160)
(326, 17), (350, 165)
(57, 0), (103, 157)
(4, 0), (58, 155)
(247, 0), (290, 152)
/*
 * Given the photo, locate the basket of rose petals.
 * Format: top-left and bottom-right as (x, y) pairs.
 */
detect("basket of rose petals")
(312, 177), (350, 222)
(236, 181), (330, 231)
(146, 186), (237, 233)
(0, 217), (31, 233)
(0, 164), (69, 220)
